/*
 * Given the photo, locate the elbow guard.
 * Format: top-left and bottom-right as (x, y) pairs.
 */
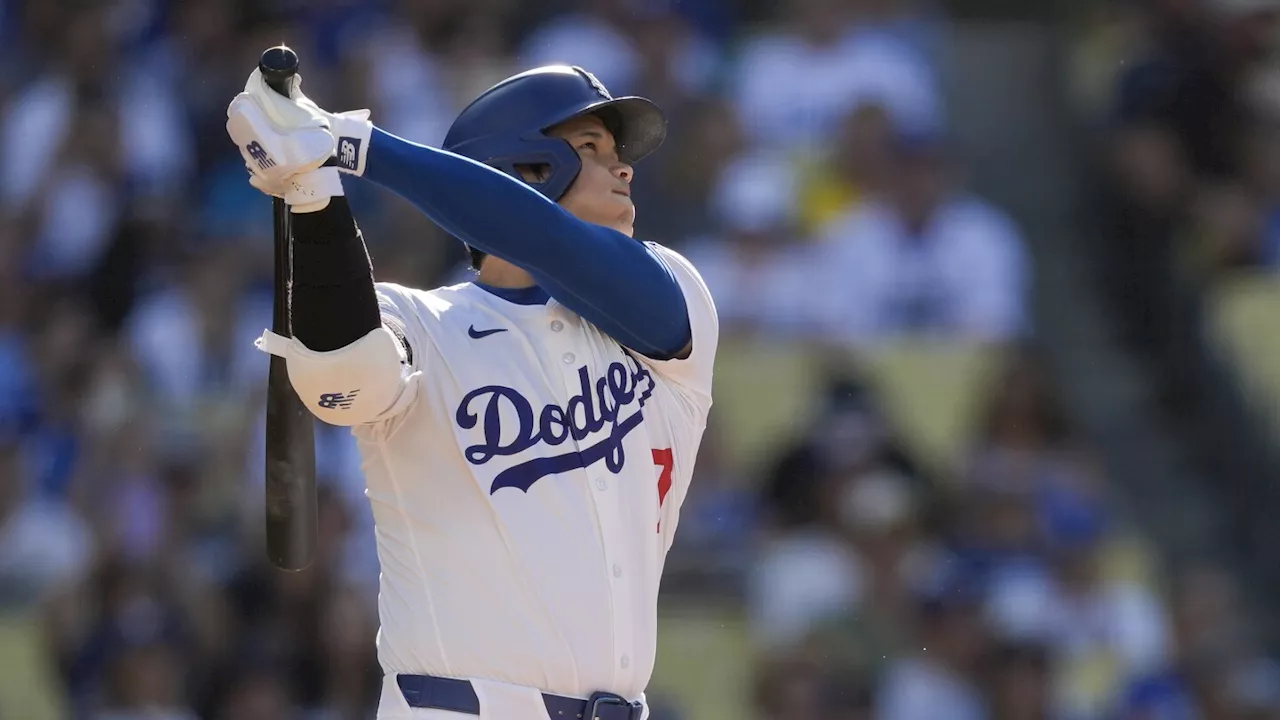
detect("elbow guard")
(255, 325), (411, 426)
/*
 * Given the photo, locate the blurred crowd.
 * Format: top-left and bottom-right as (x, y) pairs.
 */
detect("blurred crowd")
(744, 354), (1280, 720)
(1066, 0), (1280, 457)
(1072, 0), (1280, 283)
(0, 0), (1275, 718)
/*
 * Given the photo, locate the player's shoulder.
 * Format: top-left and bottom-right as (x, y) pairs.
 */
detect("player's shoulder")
(644, 241), (705, 281)
(643, 240), (684, 255)
(374, 280), (482, 318)
(643, 241), (718, 328)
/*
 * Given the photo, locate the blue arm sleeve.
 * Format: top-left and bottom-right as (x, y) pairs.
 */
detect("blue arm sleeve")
(360, 127), (691, 359)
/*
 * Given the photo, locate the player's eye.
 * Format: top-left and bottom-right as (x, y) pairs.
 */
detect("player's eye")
(578, 141), (597, 152)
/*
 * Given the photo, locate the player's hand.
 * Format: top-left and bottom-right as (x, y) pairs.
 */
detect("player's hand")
(227, 68), (335, 187)
(244, 168), (343, 213)
(227, 66), (374, 183)
(273, 77), (374, 175)
(268, 70), (374, 177)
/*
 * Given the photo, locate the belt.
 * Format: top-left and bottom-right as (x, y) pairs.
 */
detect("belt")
(396, 674), (644, 720)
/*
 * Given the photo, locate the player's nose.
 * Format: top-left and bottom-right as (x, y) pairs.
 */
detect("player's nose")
(612, 162), (633, 184)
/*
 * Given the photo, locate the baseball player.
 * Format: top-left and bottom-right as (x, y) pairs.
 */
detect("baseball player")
(226, 63), (718, 720)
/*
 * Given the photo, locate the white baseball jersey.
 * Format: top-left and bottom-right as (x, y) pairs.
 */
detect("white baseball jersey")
(348, 243), (717, 714)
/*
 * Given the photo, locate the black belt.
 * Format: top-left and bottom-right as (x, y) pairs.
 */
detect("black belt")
(396, 674), (644, 720)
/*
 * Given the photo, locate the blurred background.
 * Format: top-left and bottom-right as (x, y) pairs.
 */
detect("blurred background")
(3, 0), (1280, 718)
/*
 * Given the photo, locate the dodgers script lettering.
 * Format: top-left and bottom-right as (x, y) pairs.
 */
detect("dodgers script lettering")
(456, 357), (656, 494)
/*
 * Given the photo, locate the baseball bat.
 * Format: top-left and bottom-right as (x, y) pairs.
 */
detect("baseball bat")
(259, 45), (318, 572)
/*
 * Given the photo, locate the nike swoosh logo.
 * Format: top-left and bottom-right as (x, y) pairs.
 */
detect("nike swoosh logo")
(468, 326), (508, 339)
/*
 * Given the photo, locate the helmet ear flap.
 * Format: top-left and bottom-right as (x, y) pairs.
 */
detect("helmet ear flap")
(480, 134), (583, 201)
(460, 134), (581, 272)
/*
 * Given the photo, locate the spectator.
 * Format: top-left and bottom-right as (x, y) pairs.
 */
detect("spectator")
(0, 439), (87, 720)
(731, 0), (942, 155)
(1236, 121), (1280, 270)
(0, 249), (37, 439)
(748, 442), (867, 653)
(93, 640), (198, 720)
(748, 370), (942, 668)
(305, 584), (382, 719)
(626, 7), (721, 113)
(985, 642), (1052, 720)
(352, 0), (460, 146)
(25, 102), (123, 282)
(875, 570), (992, 720)
(518, 0), (643, 92)
(803, 464), (934, 680)
(1109, 0), (1254, 181)
(753, 654), (873, 720)
(213, 670), (298, 720)
(683, 150), (826, 338)
(124, 245), (270, 458)
(793, 101), (898, 237)
(965, 350), (1094, 499)
(1041, 502), (1172, 720)
(815, 134), (1030, 347)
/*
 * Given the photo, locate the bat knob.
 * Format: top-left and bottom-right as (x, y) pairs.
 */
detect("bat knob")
(259, 45), (299, 97)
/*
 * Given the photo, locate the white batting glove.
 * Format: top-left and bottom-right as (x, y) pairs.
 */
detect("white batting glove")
(227, 68), (334, 187)
(228, 67), (372, 210)
(241, 65), (373, 176)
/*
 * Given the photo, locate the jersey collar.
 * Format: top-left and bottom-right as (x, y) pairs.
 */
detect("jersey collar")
(474, 282), (551, 306)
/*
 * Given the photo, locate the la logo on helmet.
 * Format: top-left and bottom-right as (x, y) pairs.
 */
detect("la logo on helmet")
(574, 67), (611, 100)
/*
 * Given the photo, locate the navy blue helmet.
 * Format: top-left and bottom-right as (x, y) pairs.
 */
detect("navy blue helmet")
(443, 65), (668, 202)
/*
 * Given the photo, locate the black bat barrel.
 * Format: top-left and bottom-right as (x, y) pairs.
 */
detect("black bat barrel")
(259, 44), (318, 572)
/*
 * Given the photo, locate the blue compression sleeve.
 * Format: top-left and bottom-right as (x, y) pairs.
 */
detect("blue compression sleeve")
(360, 127), (691, 359)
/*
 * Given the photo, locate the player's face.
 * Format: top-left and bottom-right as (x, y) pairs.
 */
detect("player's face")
(549, 115), (637, 236)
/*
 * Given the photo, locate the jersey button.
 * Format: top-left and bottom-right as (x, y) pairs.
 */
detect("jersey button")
(595, 478), (607, 491)
(562, 352), (575, 364)
(550, 320), (564, 332)
(612, 564), (622, 578)
(620, 655), (630, 669)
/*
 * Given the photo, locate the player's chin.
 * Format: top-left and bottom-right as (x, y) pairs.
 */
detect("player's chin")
(610, 197), (637, 236)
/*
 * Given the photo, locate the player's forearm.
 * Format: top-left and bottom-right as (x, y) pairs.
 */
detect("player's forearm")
(360, 127), (690, 358)
(361, 127), (591, 269)
(289, 197), (381, 350)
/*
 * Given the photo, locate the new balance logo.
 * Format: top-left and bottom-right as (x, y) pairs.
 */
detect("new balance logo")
(317, 390), (360, 409)
(337, 137), (361, 171)
(245, 141), (275, 169)
(468, 326), (507, 339)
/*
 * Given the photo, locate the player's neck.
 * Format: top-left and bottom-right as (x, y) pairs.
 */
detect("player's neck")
(476, 257), (537, 289)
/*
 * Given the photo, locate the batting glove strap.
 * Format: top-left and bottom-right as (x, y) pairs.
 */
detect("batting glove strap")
(325, 110), (373, 177)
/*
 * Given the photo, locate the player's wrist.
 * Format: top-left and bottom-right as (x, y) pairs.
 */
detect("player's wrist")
(325, 110), (373, 177)
(287, 166), (344, 213)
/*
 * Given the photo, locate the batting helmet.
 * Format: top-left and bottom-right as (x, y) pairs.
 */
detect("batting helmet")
(443, 65), (668, 203)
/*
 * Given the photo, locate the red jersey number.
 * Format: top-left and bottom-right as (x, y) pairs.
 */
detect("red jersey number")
(652, 448), (674, 533)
